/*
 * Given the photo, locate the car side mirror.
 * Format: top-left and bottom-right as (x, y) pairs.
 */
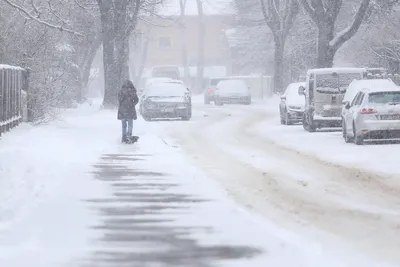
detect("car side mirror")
(344, 102), (350, 109)
(298, 86), (306, 96)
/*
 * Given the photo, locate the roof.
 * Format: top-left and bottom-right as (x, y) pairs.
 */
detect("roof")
(217, 79), (247, 85)
(344, 79), (398, 101)
(348, 79), (397, 88)
(360, 86), (400, 94)
(307, 67), (366, 75)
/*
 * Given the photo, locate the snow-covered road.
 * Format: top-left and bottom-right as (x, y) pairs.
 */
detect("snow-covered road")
(1, 97), (399, 266)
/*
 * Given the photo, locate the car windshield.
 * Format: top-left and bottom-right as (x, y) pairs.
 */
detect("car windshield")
(147, 84), (186, 97)
(153, 71), (179, 79)
(218, 80), (248, 94)
(210, 78), (227, 86)
(316, 73), (362, 94)
(368, 91), (400, 104)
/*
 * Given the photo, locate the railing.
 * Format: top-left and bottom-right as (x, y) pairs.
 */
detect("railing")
(0, 64), (29, 137)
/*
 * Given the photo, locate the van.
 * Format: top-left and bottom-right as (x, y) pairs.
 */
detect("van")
(298, 68), (365, 132)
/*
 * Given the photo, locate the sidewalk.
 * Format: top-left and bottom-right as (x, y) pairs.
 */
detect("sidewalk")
(0, 101), (319, 267)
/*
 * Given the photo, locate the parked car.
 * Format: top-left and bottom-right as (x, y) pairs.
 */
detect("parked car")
(298, 67), (365, 132)
(279, 82), (306, 125)
(214, 79), (251, 105)
(204, 77), (230, 104)
(341, 79), (397, 137)
(342, 87), (400, 145)
(140, 82), (191, 121)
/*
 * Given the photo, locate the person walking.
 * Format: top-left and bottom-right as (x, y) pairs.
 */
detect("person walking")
(118, 80), (139, 143)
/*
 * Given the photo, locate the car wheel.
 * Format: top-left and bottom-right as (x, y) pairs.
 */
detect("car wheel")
(343, 125), (352, 143)
(353, 123), (364, 145)
(342, 120), (346, 138)
(143, 116), (151, 121)
(280, 111), (285, 125)
(284, 111), (293, 125)
(204, 97), (210, 105)
(181, 116), (191, 121)
(215, 99), (223, 106)
(303, 115), (316, 132)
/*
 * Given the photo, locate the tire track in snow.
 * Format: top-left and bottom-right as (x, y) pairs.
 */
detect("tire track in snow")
(169, 104), (400, 266)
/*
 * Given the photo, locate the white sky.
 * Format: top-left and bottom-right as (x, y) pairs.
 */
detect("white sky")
(160, 0), (234, 16)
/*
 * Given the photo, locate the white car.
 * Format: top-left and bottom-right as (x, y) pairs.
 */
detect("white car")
(341, 79), (397, 119)
(342, 86), (400, 145)
(214, 79), (251, 106)
(279, 82), (306, 125)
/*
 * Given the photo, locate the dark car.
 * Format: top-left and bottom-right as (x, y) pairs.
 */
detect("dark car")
(279, 82), (306, 125)
(141, 82), (191, 121)
(204, 77), (230, 104)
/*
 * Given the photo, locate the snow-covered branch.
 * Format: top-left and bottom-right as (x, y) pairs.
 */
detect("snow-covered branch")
(1, 0), (83, 36)
(330, 0), (371, 51)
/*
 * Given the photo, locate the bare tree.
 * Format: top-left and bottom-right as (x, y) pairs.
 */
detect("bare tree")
(179, 0), (190, 84)
(195, 0), (205, 93)
(0, 0), (101, 121)
(259, 0), (299, 92)
(298, 0), (371, 68)
(97, 0), (157, 107)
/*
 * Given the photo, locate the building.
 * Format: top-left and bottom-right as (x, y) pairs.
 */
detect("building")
(133, 15), (234, 73)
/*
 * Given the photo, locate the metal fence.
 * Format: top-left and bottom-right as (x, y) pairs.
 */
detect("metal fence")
(0, 65), (29, 137)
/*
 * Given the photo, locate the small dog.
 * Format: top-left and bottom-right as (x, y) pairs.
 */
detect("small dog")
(124, 135), (139, 144)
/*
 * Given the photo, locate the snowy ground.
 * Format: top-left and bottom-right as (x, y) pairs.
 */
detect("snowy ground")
(1, 97), (400, 266)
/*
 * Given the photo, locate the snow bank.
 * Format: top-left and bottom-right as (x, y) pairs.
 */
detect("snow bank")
(253, 97), (400, 175)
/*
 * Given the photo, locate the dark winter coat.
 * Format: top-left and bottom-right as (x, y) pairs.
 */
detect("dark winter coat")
(117, 80), (139, 120)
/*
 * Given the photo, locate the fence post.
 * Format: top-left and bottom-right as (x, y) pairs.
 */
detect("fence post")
(0, 66), (27, 138)
(25, 69), (32, 122)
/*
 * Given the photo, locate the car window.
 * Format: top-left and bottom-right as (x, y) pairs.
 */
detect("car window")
(368, 91), (400, 104)
(354, 92), (365, 106)
(351, 92), (361, 107)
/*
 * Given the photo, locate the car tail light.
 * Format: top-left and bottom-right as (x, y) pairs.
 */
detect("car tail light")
(360, 108), (377, 114)
(207, 88), (213, 93)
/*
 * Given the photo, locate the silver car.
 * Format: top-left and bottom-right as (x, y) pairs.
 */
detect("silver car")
(342, 88), (400, 145)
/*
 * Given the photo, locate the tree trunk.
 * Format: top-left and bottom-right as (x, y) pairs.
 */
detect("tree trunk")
(179, 0), (189, 84)
(80, 37), (102, 99)
(135, 36), (150, 86)
(195, 0), (205, 93)
(273, 37), (285, 93)
(114, 0), (130, 87)
(120, 37), (130, 81)
(316, 23), (336, 68)
(98, 1), (118, 107)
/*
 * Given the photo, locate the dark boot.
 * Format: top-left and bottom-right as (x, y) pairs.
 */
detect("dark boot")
(121, 135), (127, 143)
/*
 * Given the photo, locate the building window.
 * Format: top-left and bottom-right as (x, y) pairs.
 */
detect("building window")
(158, 37), (171, 49)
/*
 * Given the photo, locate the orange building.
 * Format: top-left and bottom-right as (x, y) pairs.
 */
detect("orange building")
(134, 15), (234, 70)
